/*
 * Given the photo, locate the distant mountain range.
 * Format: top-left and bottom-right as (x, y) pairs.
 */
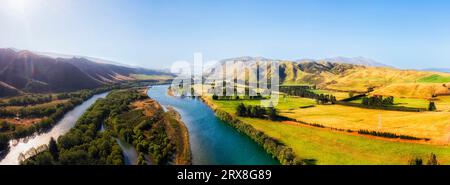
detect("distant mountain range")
(317, 57), (390, 67)
(208, 56), (364, 83)
(422, 68), (450, 73)
(209, 56), (391, 80)
(36, 51), (137, 68)
(219, 56), (389, 67)
(0, 48), (172, 97)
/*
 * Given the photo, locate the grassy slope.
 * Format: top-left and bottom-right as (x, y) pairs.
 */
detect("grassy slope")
(322, 67), (446, 89)
(371, 83), (450, 99)
(309, 89), (351, 100)
(130, 74), (173, 80)
(281, 104), (450, 143)
(350, 96), (430, 109)
(281, 63), (450, 98)
(3, 99), (69, 111)
(0, 99), (70, 131)
(242, 118), (450, 165)
(322, 68), (450, 97)
(418, 74), (450, 83)
(213, 96), (316, 113)
(435, 96), (450, 111)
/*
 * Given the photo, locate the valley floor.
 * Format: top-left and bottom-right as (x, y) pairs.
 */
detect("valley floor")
(240, 117), (450, 165)
(203, 95), (450, 164)
(281, 104), (450, 144)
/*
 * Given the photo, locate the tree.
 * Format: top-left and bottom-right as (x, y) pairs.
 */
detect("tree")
(48, 137), (59, 160)
(408, 157), (423, 165)
(362, 96), (394, 107)
(137, 153), (147, 165)
(386, 96), (394, 105)
(428, 101), (437, 111)
(0, 134), (9, 152)
(251, 106), (259, 118)
(236, 103), (247, 117)
(190, 87), (195, 97)
(427, 153), (439, 165)
(22, 151), (55, 165)
(330, 96), (337, 104)
(212, 94), (218, 100)
(0, 121), (15, 132)
(267, 107), (277, 121)
(348, 91), (355, 98)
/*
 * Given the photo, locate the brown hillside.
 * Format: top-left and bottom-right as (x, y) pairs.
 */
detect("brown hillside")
(0, 48), (173, 97)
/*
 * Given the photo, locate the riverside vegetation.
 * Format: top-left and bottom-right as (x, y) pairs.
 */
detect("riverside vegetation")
(0, 87), (112, 154)
(22, 88), (190, 165)
(0, 80), (171, 155)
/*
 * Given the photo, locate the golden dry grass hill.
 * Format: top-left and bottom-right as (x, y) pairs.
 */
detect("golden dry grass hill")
(279, 62), (450, 98)
(207, 58), (450, 98)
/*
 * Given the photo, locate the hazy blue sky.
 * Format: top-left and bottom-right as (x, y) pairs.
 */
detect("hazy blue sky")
(1, 0), (449, 69)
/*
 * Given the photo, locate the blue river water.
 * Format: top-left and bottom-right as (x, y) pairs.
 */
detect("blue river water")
(147, 85), (278, 165)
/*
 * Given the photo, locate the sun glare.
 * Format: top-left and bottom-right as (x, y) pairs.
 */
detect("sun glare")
(9, 0), (27, 13)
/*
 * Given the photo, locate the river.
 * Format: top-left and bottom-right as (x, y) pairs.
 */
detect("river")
(115, 138), (138, 165)
(0, 92), (109, 165)
(147, 85), (279, 165)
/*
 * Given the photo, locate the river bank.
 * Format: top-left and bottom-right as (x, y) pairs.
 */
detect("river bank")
(164, 107), (192, 165)
(134, 88), (191, 165)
